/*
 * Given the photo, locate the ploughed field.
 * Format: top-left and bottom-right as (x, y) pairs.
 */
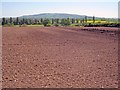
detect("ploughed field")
(2, 26), (118, 88)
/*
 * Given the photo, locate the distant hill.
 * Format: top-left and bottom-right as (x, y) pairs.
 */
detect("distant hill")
(20, 13), (94, 19)
(0, 13), (118, 23)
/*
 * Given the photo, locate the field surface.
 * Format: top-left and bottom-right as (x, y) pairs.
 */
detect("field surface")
(2, 26), (118, 88)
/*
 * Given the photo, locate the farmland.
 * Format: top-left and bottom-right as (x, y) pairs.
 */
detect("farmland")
(2, 26), (118, 88)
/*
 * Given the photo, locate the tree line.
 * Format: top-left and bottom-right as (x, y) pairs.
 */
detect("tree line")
(1, 16), (119, 27)
(2, 16), (95, 26)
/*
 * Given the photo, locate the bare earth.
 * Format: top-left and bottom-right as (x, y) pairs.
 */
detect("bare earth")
(2, 26), (118, 88)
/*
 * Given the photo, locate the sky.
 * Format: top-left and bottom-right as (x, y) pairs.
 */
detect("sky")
(1, 0), (119, 18)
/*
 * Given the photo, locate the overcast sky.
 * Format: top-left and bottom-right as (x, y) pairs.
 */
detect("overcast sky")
(1, 0), (119, 18)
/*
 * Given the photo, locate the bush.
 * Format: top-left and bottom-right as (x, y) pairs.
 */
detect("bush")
(3, 23), (14, 27)
(83, 23), (119, 27)
(46, 24), (51, 27)
(19, 24), (27, 27)
(42, 19), (50, 26)
(74, 24), (79, 26)
(61, 19), (71, 26)
(54, 23), (59, 27)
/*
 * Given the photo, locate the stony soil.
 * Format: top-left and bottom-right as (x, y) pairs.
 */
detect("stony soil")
(2, 26), (118, 88)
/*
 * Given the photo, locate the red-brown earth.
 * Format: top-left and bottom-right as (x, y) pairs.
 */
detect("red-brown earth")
(2, 26), (118, 88)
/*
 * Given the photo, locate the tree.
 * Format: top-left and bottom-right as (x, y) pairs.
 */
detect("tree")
(61, 18), (70, 26)
(31, 19), (35, 25)
(16, 17), (19, 25)
(56, 18), (59, 24)
(40, 18), (43, 24)
(25, 19), (29, 24)
(71, 18), (75, 24)
(67, 18), (70, 25)
(34, 19), (38, 24)
(13, 21), (15, 25)
(10, 17), (13, 25)
(76, 19), (79, 23)
(85, 16), (87, 23)
(19, 20), (23, 25)
(82, 19), (85, 23)
(5, 19), (8, 25)
(2, 17), (5, 25)
(93, 16), (95, 23)
(42, 19), (50, 26)
(27, 19), (31, 25)
(52, 18), (54, 24)
(22, 18), (25, 24)
(29, 19), (32, 25)
(80, 19), (85, 25)
(61, 19), (65, 26)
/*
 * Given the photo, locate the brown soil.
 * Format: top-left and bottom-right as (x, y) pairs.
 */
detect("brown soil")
(2, 26), (118, 88)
